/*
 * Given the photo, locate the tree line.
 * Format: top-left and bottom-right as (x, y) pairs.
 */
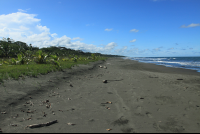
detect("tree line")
(0, 37), (105, 58)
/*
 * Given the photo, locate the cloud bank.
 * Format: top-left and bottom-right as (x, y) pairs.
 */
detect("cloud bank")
(0, 11), (120, 55)
(0, 10), (197, 57)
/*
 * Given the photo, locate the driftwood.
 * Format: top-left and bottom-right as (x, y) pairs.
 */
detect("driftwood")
(26, 120), (58, 128)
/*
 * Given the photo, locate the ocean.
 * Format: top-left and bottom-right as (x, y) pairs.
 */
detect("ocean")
(122, 57), (200, 73)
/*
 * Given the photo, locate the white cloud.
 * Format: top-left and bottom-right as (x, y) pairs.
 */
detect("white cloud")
(71, 37), (83, 41)
(105, 28), (113, 31)
(0, 12), (40, 25)
(51, 33), (57, 38)
(0, 10), (122, 55)
(130, 29), (139, 32)
(18, 8), (30, 13)
(18, 9), (27, 12)
(36, 25), (50, 32)
(104, 42), (117, 51)
(181, 23), (200, 28)
(130, 39), (136, 42)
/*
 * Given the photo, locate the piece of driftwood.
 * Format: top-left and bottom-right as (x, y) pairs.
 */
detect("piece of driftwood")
(26, 120), (58, 128)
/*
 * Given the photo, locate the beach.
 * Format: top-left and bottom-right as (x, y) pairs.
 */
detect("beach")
(0, 57), (200, 133)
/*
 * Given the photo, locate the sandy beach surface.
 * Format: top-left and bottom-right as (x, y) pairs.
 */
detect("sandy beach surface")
(0, 57), (200, 133)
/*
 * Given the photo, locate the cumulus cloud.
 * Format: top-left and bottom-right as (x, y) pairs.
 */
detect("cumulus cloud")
(130, 39), (136, 43)
(130, 29), (139, 32)
(0, 10), (121, 55)
(181, 23), (200, 28)
(104, 42), (117, 51)
(51, 33), (57, 38)
(105, 28), (113, 31)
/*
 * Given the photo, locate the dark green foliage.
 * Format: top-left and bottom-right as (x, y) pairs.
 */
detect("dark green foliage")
(0, 37), (119, 84)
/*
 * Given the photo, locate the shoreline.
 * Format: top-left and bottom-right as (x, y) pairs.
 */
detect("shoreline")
(0, 57), (200, 133)
(122, 56), (200, 74)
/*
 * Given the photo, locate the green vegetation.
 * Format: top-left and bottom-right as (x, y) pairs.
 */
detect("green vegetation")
(0, 37), (112, 83)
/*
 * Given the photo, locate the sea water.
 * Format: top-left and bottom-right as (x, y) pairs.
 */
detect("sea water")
(122, 57), (200, 73)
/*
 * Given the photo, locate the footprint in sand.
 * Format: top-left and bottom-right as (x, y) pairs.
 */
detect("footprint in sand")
(155, 96), (175, 105)
(134, 106), (144, 116)
(146, 112), (153, 118)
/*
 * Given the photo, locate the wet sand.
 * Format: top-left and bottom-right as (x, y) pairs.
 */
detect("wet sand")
(0, 57), (200, 133)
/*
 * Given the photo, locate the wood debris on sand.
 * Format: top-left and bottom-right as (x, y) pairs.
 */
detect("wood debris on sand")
(26, 120), (58, 128)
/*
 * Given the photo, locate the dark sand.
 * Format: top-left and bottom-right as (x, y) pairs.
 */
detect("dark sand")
(0, 57), (200, 133)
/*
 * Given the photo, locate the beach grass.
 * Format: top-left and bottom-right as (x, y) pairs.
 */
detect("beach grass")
(0, 56), (107, 83)
(0, 40), (110, 84)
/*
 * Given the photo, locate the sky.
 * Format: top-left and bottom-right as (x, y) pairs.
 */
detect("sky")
(0, 0), (199, 57)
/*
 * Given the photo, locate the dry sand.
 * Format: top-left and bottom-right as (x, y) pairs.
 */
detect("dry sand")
(0, 57), (200, 133)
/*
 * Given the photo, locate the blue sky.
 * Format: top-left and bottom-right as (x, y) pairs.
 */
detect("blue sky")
(0, 0), (199, 57)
